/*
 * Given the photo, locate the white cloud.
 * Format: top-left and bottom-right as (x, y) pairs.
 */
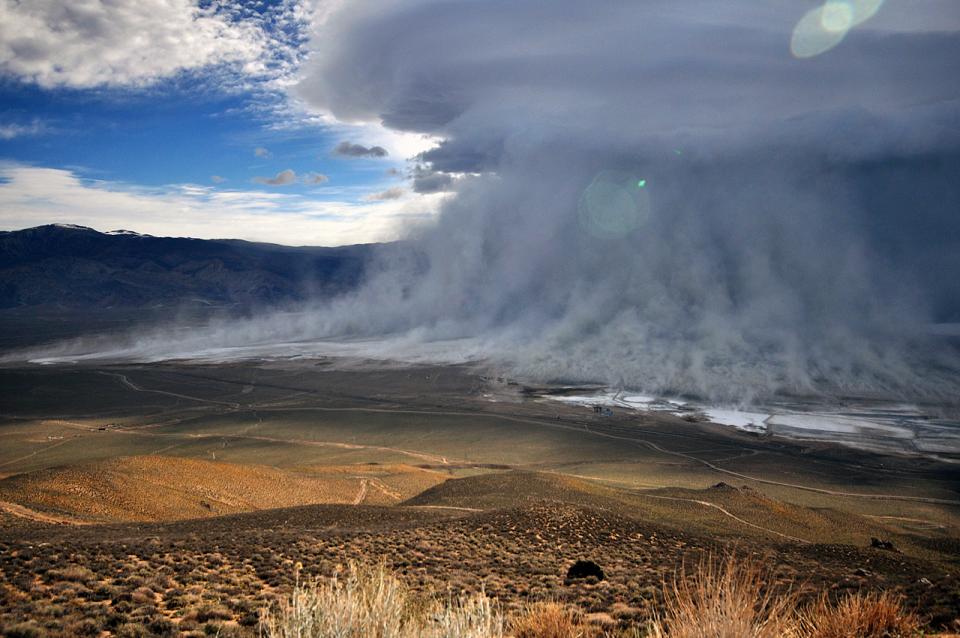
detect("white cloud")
(0, 119), (46, 139)
(0, 164), (443, 246)
(0, 0), (289, 89)
(254, 146), (272, 158)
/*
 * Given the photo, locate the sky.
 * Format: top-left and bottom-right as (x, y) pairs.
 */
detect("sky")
(0, 0), (443, 245)
(4, 0), (960, 399)
(1, 1), (957, 248)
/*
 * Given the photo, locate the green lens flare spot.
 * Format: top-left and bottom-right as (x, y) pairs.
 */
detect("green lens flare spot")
(578, 170), (652, 240)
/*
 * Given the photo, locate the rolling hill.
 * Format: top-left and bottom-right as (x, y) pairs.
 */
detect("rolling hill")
(0, 456), (446, 522)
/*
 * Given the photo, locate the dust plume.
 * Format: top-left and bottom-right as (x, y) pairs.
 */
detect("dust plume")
(21, 1), (960, 403)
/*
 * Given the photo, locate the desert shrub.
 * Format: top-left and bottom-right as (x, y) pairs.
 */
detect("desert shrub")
(114, 623), (148, 638)
(204, 622), (245, 637)
(648, 555), (799, 638)
(165, 594), (187, 610)
(129, 604), (159, 621)
(41, 605), (65, 619)
(64, 618), (102, 637)
(799, 591), (921, 638)
(89, 583), (117, 601)
(511, 602), (584, 638)
(131, 586), (155, 605)
(565, 561), (605, 583)
(104, 611), (129, 630)
(238, 609), (260, 627)
(260, 560), (503, 638)
(146, 616), (177, 637)
(124, 575), (147, 589)
(193, 603), (233, 623)
(2, 622), (45, 638)
(113, 591), (134, 605)
(49, 565), (94, 583)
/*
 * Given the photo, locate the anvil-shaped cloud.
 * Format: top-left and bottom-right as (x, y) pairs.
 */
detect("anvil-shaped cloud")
(291, 0), (960, 401)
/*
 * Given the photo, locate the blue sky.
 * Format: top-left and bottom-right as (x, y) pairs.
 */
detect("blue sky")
(0, 83), (394, 191)
(0, 0), (442, 245)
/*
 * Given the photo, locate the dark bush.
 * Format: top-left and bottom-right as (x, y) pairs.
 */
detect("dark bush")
(3, 623), (45, 638)
(565, 560), (605, 583)
(65, 618), (101, 637)
(146, 617), (176, 637)
(870, 537), (898, 552)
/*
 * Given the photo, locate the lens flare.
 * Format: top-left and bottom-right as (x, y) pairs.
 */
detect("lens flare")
(848, 0), (884, 25)
(791, 5), (849, 58)
(821, 1), (853, 33)
(791, 0), (884, 59)
(578, 171), (651, 240)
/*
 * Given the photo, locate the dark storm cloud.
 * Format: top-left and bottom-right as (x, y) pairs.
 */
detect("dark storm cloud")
(419, 140), (502, 174)
(253, 169), (296, 185)
(300, 1), (959, 151)
(411, 167), (453, 194)
(366, 186), (405, 201)
(333, 141), (388, 158)
(286, 2), (960, 400)
(304, 172), (329, 185)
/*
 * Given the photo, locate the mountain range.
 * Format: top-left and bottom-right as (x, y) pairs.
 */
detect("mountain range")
(0, 224), (374, 310)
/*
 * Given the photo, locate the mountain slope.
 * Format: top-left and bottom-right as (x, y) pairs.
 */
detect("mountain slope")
(0, 224), (375, 310)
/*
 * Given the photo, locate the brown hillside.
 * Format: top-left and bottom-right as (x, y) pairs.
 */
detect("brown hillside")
(403, 470), (622, 510)
(0, 456), (445, 522)
(404, 471), (956, 561)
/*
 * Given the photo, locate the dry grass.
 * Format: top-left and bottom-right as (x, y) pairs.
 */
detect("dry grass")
(260, 559), (927, 638)
(800, 591), (922, 638)
(649, 555), (800, 638)
(259, 561), (504, 638)
(431, 593), (505, 638)
(648, 555), (927, 638)
(511, 602), (585, 638)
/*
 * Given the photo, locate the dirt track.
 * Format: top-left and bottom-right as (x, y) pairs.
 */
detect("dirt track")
(0, 499), (89, 525)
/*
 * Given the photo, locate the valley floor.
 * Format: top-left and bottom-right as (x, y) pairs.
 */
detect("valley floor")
(0, 361), (958, 635)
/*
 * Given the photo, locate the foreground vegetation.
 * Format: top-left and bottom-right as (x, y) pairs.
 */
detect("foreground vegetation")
(262, 559), (927, 638)
(2, 489), (956, 636)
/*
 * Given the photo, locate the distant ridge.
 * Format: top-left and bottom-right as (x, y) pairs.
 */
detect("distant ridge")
(0, 223), (376, 310)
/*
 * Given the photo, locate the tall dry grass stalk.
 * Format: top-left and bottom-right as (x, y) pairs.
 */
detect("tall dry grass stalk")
(259, 560), (504, 638)
(799, 590), (921, 638)
(511, 602), (585, 638)
(649, 555), (800, 638)
(432, 592), (506, 638)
